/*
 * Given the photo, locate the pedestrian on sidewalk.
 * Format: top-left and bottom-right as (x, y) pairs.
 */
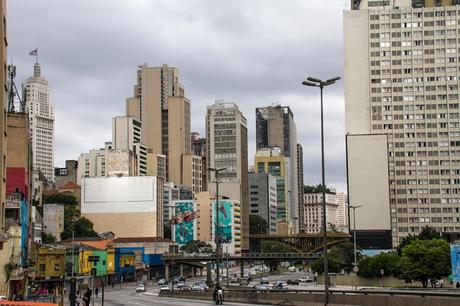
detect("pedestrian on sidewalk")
(95, 287), (99, 298)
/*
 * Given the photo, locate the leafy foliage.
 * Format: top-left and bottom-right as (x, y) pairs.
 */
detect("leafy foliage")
(179, 240), (213, 255)
(261, 240), (297, 254)
(41, 232), (56, 244)
(358, 252), (401, 278)
(43, 193), (77, 205)
(397, 226), (443, 255)
(399, 239), (450, 288)
(311, 242), (362, 274)
(303, 184), (334, 194)
(249, 214), (269, 234)
(61, 204), (98, 240)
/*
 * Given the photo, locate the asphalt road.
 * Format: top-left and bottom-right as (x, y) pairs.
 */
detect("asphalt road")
(87, 287), (262, 306)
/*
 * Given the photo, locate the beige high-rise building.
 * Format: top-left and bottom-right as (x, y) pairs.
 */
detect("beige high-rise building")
(76, 142), (112, 185)
(206, 101), (249, 252)
(126, 64), (193, 187)
(345, 0), (460, 247)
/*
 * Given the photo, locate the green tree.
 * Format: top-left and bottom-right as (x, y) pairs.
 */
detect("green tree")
(180, 240), (213, 254)
(311, 242), (362, 274)
(61, 204), (98, 240)
(43, 193), (77, 205)
(400, 239), (450, 288)
(261, 240), (297, 253)
(357, 252), (401, 278)
(304, 184), (334, 194)
(41, 232), (56, 244)
(249, 214), (269, 234)
(397, 226), (444, 255)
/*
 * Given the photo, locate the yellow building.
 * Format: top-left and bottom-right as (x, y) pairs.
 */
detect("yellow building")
(254, 147), (291, 231)
(107, 248), (115, 275)
(31, 244), (66, 279)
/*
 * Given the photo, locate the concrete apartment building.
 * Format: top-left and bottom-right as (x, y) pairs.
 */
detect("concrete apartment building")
(345, 0), (460, 247)
(254, 147), (292, 234)
(126, 64), (198, 188)
(192, 132), (207, 191)
(303, 193), (339, 234)
(256, 105), (300, 233)
(206, 101), (249, 252)
(336, 192), (349, 232)
(112, 116), (147, 176)
(76, 142), (112, 185)
(24, 62), (55, 182)
(248, 172), (277, 233)
(54, 160), (78, 188)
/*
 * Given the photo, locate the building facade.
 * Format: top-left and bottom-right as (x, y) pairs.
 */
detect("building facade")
(297, 143), (304, 231)
(55, 160), (78, 188)
(254, 147), (292, 233)
(24, 62), (55, 182)
(192, 132), (207, 191)
(303, 192), (339, 234)
(0, 0), (7, 237)
(126, 64), (192, 185)
(76, 142), (112, 185)
(256, 106), (299, 232)
(345, 0), (460, 246)
(206, 101), (249, 251)
(336, 192), (349, 232)
(248, 172), (277, 234)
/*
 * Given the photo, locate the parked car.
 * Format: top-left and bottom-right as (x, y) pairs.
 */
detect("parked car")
(135, 283), (146, 292)
(298, 276), (313, 283)
(287, 278), (300, 285)
(157, 279), (168, 286)
(177, 281), (190, 290)
(239, 277), (251, 286)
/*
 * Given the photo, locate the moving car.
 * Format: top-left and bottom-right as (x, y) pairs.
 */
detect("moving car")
(287, 278), (300, 285)
(192, 282), (209, 291)
(253, 284), (270, 292)
(160, 285), (170, 291)
(298, 276), (313, 283)
(260, 277), (269, 285)
(273, 281), (289, 290)
(173, 276), (186, 284)
(135, 283), (146, 292)
(157, 279), (168, 286)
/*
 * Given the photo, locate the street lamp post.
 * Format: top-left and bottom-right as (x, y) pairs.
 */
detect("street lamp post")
(349, 205), (362, 275)
(302, 76), (340, 306)
(208, 167), (227, 284)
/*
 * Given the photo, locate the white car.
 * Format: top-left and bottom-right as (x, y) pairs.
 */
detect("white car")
(298, 276), (313, 283)
(160, 285), (170, 291)
(136, 283), (146, 292)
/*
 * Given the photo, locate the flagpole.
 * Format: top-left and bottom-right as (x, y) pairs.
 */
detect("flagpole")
(35, 47), (38, 63)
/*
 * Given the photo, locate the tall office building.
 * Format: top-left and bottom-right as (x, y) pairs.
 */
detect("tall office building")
(192, 132), (207, 191)
(254, 147), (292, 234)
(126, 64), (191, 185)
(206, 101), (249, 252)
(336, 192), (349, 232)
(248, 172), (278, 234)
(297, 143), (305, 231)
(24, 62), (55, 182)
(76, 142), (112, 185)
(345, 0), (460, 247)
(256, 106), (299, 232)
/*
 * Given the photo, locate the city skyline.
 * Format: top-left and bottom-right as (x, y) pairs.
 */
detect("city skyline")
(7, 1), (348, 191)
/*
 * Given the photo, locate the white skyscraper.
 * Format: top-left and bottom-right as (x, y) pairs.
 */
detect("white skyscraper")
(24, 63), (55, 182)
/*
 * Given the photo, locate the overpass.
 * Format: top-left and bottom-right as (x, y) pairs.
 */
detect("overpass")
(249, 232), (351, 253)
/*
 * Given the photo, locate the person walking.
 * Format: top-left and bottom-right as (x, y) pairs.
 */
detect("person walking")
(82, 288), (91, 306)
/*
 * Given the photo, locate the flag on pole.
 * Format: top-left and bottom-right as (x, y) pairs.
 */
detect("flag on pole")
(29, 48), (38, 56)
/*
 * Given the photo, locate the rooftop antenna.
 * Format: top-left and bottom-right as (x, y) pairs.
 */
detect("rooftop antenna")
(7, 61), (23, 113)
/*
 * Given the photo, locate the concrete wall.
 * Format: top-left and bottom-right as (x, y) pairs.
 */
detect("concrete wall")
(160, 289), (460, 306)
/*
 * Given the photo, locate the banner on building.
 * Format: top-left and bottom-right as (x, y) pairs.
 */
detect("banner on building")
(171, 200), (197, 245)
(213, 200), (233, 243)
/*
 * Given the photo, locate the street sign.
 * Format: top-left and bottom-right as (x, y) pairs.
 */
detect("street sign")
(353, 266), (359, 273)
(88, 256), (100, 262)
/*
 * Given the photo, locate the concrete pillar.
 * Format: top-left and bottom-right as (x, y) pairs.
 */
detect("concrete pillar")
(240, 259), (244, 278)
(180, 264), (184, 277)
(165, 264), (170, 280)
(200, 268), (203, 277)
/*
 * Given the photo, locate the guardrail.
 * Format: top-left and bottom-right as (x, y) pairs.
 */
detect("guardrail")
(222, 287), (460, 298)
(162, 253), (320, 260)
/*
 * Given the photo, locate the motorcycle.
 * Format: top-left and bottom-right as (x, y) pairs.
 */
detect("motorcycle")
(215, 289), (223, 305)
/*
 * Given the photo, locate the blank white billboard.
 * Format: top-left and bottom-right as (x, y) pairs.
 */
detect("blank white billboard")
(82, 176), (156, 214)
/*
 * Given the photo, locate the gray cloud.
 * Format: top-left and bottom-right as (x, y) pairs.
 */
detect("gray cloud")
(8, 0), (349, 192)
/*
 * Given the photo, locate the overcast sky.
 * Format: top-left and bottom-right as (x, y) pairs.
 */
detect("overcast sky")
(8, 0), (349, 192)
